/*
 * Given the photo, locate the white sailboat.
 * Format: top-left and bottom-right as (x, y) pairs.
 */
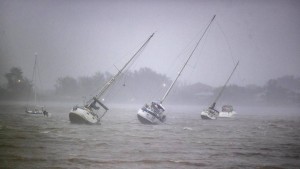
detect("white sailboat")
(25, 54), (48, 116)
(69, 33), (155, 124)
(218, 105), (236, 118)
(137, 15), (216, 125)
(201, 61), (239, 120)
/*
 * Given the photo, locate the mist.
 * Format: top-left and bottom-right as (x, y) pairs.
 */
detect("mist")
(1, 2), (300, 168)
(1, 0), (300, 90)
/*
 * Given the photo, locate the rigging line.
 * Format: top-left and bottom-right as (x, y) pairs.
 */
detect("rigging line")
(120, 74), (141, 101)
(216, 19), (243, 85)
(98, 43), (139, 76)
(27, 54), (36, 106)
(89, 33), (155, 97)
(36, 57), (41, 105)
(113, 33), (152, 73)
(144, 73), (169, 103)
(100, 72), (127, 101)
(121, 47), (146, 86)
(147, 25), (210, 102)
(161, 15), (216, 103)
(36, 57), (43, 98)
(32, 54), (38, 107)
(216, 19), (236, 65)
(213, 61), (239, 105)
(31, 54), (37, 84)
(164, 29), (205, 80)
(92, 73), (112, 96)
(157, 18), (215, 101)
(91, 33), (155, 104)
(185, 22), (212, 82)
(122, 40), (150, 84)
(84, 71), (111, 102)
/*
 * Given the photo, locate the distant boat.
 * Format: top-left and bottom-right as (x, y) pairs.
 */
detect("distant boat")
(69, 33), (155, 124)
(218, 105), (236, 118)
(25, 54), (48, 116)
(137, 15), (216, 125)
(201, 61), (239, 120)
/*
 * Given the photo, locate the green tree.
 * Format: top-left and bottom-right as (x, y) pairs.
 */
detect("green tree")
(55, 76), (79, 96)
(4, 67), (32, 98)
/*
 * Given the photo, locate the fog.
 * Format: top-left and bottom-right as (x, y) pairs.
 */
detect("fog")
(1, 0), (300, 90)
(1, 2), (300, 168)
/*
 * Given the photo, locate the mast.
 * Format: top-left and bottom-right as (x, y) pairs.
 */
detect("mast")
(33, 54), (38, 107)
(87, 33), (155, 105)
(160, 15), (216, 103)
(210, 61), (239, 109)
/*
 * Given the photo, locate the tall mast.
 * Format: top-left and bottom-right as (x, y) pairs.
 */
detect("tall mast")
(211, 61), (239, 108)
(160, 15), (216, 103)
(33, 54), (38, 107)
(87, 33), (155, 105)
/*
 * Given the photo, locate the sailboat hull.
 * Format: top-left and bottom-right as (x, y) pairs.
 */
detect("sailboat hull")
(25, 110), (43, 114)
(218, 105), (236, 118)
(25, 105), (44, 115)
(201, 109), (218, 120)
(218, 111), (236, 118)
(69, 107), (99, 124)
(137, 108), (165, 125)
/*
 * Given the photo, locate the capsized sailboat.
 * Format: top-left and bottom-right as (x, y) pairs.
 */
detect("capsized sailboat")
(137, 15), (216, 125)
(25, 54), (48, 116)
(69, 33), (155, 124)
(201, 61), (239, 120)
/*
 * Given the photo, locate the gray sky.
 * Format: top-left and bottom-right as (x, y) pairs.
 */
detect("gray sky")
(1, 0), (300, 89)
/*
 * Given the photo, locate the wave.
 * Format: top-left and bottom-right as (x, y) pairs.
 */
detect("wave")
(67, 158), (206, 167)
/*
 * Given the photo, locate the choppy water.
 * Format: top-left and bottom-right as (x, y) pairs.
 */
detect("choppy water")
(0, 103), (299, 169)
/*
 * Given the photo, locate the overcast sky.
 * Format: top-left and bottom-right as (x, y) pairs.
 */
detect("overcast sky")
(0, 0), (299, 89)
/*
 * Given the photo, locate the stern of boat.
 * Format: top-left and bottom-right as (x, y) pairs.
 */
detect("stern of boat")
(201, 109), (218, 120)
(137, 108), (164, 125)
(69, 106), (99, 124)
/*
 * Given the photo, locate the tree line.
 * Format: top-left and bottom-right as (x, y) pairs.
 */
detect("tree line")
(1, 67), (299, 106)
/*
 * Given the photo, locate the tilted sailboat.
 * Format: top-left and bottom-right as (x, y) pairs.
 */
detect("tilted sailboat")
(69, 33), (155, 124)
(200, 61), (239, 120)
(25, 54), (48, 116)
(137, 15), (216, 125)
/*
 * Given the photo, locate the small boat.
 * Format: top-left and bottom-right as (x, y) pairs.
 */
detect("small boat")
(69, 33), (155, 124)
(200, 102), (219, 120)
(137, 15), (216, 125)
(25, 54), (48, 116)
(25, 106), (44, 114)
(218, 105), (236, 118)
(201, 61), (239, 120)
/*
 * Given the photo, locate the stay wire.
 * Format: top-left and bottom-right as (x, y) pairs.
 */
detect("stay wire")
(216, 19), (236, 65)
(146, 26), (209, 102)
(216, 19), (242, 85)
(184, 22), (213, 84)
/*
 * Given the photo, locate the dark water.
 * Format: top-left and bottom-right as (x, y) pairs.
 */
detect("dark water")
(0, 103), (299, 169)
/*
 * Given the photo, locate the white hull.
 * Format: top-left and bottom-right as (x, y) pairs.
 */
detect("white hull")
(26, 109), (43, 114)
(201, 109), (218, 120)
(218, 111), (236, 118)
(25, 105), (46, 115)
(69, 106), (99, 124)
(137, 108), (165, 125)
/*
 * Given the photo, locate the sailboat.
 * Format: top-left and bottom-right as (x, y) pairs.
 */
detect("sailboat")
(218, 105), (236, 118)
(69, 33), (155, 124)
(137, 15), (216, 125)
(25, 54), (47, 116)
(200, 61), (239, 120)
